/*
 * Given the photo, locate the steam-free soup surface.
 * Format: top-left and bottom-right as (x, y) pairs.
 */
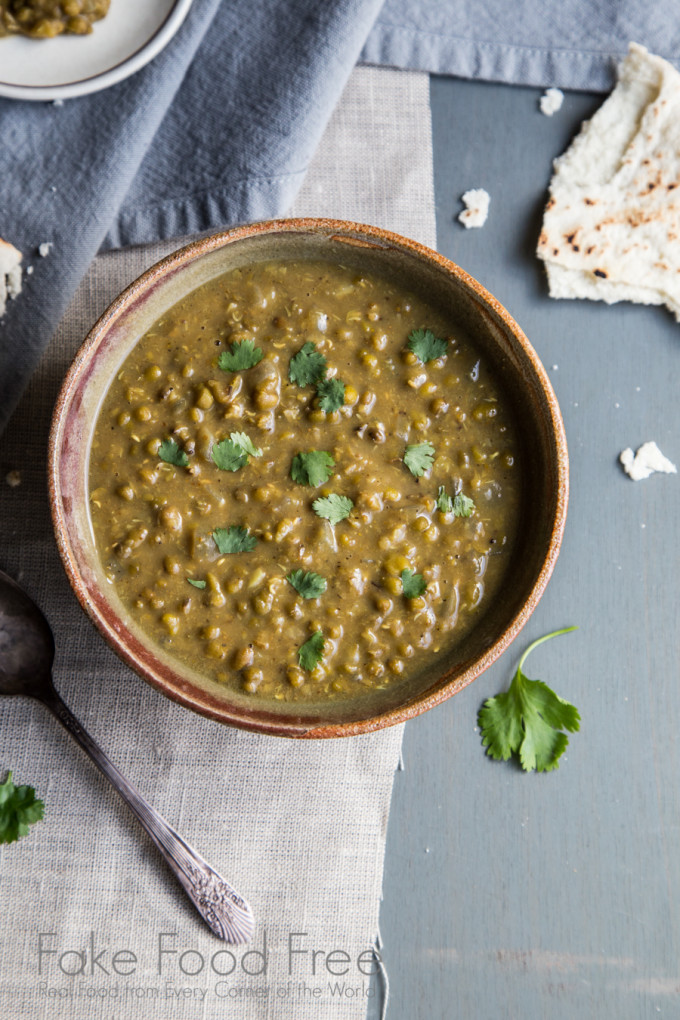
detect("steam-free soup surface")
(89, 259), (521, 703)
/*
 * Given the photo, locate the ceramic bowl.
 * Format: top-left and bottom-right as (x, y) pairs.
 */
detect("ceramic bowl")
(48, 218), (568, 738)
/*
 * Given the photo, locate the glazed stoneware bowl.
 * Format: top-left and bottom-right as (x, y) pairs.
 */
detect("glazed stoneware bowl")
(48, 219), (568, 738)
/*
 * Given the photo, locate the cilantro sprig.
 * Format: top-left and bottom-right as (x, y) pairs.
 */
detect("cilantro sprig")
(187, 578), (207, 589)
(403, 441), (435, 478)
(0, 772), (44, 845)
(401, 569), (427, 599)
(436, 485), (475, 517)
(316, 378), (345, 413)
(291, 450), (335, 487)
(218, 339), (263, 372)
(407, 328), (448, 364)
(286, 570), (327, 599)
(289, 342), (328, 387)
(312, 493), (354, 525)
(158, 439), (189, 467)
(212, 432), (262, 472)
(478, 627), (580, 772)
(213, 525), (258, 554)
(298, 631), (325, 671)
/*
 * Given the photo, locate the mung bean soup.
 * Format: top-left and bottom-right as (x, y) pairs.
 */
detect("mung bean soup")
(89, 259), (522, 703)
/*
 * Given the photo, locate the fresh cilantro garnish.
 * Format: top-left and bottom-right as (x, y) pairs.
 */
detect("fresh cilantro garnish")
(298, 630), (325, 671)
(212, 432), (262, 472)
(218, 339), (264, 372)
(478, 627), (580, 773)
(401, 569), (427, 599)
(312, 493), (354, 524)
(291, 450), (335, 487)
(213, 526), (258, 554)
(187, 578), (207, 589)
(286, 569), (327, 599)
(0, 772), (44, 845)
(403, 441), (435, 478)
(289, 342), (328, 386)
(436, 485), (475, 517)
(316, 378), (345, 413)
(407, 328), (448, 363)
(158, 439), (189, 467)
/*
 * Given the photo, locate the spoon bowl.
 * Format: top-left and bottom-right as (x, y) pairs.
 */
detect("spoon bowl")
(0, 567), (254, 944)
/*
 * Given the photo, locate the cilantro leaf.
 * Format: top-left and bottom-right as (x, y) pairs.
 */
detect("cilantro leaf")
(0, 772), (44, 845)
(286, 570), (327, 599)
(289, 342), (328, 386)
(212, 432), (262, 472)
(291, 450), (335, 487)
(437, 485), (475, 517)
(213, 525), (258, 554)
(158, 439), (189, 467)
(401, 569), (427, 599)
(403, 441), (435, 478)
(218, 339), (263, 372)
(478, 627), (580, 773)
(407, 328), (448, 363)
(312, 493), (354, 525)
(298, 630), (325, 671)
(187, 578), (207, 589)
(316, 378), (345, 412)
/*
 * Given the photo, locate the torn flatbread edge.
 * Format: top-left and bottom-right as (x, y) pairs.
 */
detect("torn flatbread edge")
(537, 43), (680, 322)
(0, 238), (22, 318)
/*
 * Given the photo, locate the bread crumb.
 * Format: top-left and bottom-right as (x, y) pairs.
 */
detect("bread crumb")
(540, 87), (564, 116)
(5, 470), (21, 488)
(38, 242), (53, 257)
(26, 265), (34, 275)
(52, 99), (64, 107)
(620, 441), (677, 480)
(458, 189), (490, 229)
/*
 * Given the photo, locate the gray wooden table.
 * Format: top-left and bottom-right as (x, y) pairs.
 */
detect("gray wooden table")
(376, 76), (680, 1020)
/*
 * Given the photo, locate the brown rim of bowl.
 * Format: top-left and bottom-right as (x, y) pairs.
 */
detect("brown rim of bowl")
(48, 217), (568, 739)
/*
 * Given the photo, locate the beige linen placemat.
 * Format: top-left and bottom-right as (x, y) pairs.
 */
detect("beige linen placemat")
(0, 67), (435, 1020)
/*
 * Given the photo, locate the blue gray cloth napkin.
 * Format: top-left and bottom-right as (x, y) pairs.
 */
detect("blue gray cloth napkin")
(1, 0), (677, 433)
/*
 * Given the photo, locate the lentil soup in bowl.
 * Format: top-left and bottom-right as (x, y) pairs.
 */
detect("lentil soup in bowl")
(49, 219), (568, 737)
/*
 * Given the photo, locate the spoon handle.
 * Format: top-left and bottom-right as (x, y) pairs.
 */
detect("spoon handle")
(41, 685), (254, 944)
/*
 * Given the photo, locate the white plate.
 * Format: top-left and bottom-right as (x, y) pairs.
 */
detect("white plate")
(0, 0), (193, 101)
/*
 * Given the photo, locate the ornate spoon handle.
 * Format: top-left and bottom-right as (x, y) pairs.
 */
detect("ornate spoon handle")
(41, 682), (254, 944)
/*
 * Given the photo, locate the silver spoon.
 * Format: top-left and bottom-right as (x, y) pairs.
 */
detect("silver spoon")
(0, 567), (254, 944)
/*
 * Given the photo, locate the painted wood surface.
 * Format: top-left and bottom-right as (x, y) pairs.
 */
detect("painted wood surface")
(376, 76), (680, 1020)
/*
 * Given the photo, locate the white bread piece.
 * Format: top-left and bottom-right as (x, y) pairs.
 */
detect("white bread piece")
(537, 44), (680, 321)
(0, 237), (22, 318)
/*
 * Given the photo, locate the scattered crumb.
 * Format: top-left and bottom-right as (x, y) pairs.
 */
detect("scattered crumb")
(458, 189), (490, 229)
(539, 87), (564, 116)
(38, 242), (53, 257)
(26, 265), (33, 276)
(52, 99), (64, 107)
(614, 402), (620, 408)
(620, 441), (677, 480)
(49, 186), (57, 193)
(5, 470), (21, 488)
(551, 364), (559, 370)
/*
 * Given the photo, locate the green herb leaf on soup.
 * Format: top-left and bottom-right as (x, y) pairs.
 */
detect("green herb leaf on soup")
(218, 339), (264, 372)
(187, 578), (207, 589)
(213, 525), (258, 554)
(401, 569), (427, 599)
(453, 492), (475, 517)
(312, 493), (354, 525)
(286, 570), (327, 599)
(289, 342), (328, 387)
(291, 450), (335, 487)
(298, 630), (325, 671)
(407, 328), (448, 363)
(316, 378), (345, 413)
(437, 485), (475, 517)
(0, 772), (44, 845)
(158, 439), (189, 467)
(212, 432), (262, 472)
(403, 441), (435, 478)
(478, 627), (580, 773)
